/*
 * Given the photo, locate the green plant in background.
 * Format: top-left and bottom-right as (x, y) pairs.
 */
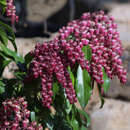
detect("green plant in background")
(0, 1), (127, 130)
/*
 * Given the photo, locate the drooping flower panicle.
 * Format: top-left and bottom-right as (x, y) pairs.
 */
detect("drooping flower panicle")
(29, 11), (127, 108)
(58, 11), (126, 84)
(29, 40), (77, 108)
(6, 0), (18, 24)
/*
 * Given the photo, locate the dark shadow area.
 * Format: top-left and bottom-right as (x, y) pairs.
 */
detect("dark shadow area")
(14, 0), (107, 37)
(1, 0), (130, 37)
(104, 95), (130, 102)
(114, 95), (130, 102)
(118, 0), (130, 3)
(15, 21), (50, 38)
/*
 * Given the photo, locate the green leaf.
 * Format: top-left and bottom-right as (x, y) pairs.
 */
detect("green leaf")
(67, 34), (75, 41)
(77, 109), (90, 127)
(0, 50), (6, 58)
(0, 0), (6, 6)
(0, 21), (17, 51)
(71, 119), (79, 130)
(0, 59), (12, 76)
(82, 45), (92, 61)
(0, 44), (24, 64)
(52, 82), (59, 100)
(0, 86), (5, 94)
(102, 68), (110, 93)
(0, 27), (8, 46)
(2, 60), (12, 68)
(99, 95), (105, 108)
(68, 66), (75, 86)
(83, 69), (92, 105)
(30, 111), (36, 122)
(7, 36), (17, 51)
(76, 65), (92, 108)
(76, 66), (84, 108)
(81, 125), (87, 130)
(0, 0), (6, 14)
(0, 80), (5, 94)
(46, 122), (54, 130)
(14, 71), (26, 80)
(25, 52), (34, 65)
(98, 84), (105, 108)
(65, 99), (72, 114)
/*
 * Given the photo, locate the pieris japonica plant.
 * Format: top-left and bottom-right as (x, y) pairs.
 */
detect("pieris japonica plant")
(0, 0), (127, 129)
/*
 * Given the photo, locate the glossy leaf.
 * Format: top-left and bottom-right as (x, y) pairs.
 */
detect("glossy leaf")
(0, 80), (5, 94)
(65, 99), (72, 114)
(99, 95), (105, 109)
(81, 125), (87, 130)
(0, 27), (8, 46)
(0, 0), (6, 13)
(68, 66), (75, 86)
(46, 122), (54, 130)
(0, 44), (24, 64)
(71, 119), (79, 130)
(0, 21), (17, 51)
(77, 109), (90, 127)
(25, 52), (34, 65)
(0, 59), (12, 76)
(52, 82), (59, 100)
(76, 65), (92, 108)
(2, 60), (12, 68)
(98, 84), (105, 108)
(14, 72), (26, 80)
(0, 50), (6, 58)
(76, 66), (84, 108)
(82, 45), (92, 61)
(83, 69), (92, 106)
(67, 34), (75, 41)
(102, 68), (110, 93)
(0, 0), (6, 6)
(30, 111), (36, 122)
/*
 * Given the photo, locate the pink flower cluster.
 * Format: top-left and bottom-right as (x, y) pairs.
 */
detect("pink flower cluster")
(58, 11), (127, 84)
(6, 0), (18, 24)
(29, 11), (126, 108)
(0, 97), (43, 130)
(29, 40), (77, 108)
